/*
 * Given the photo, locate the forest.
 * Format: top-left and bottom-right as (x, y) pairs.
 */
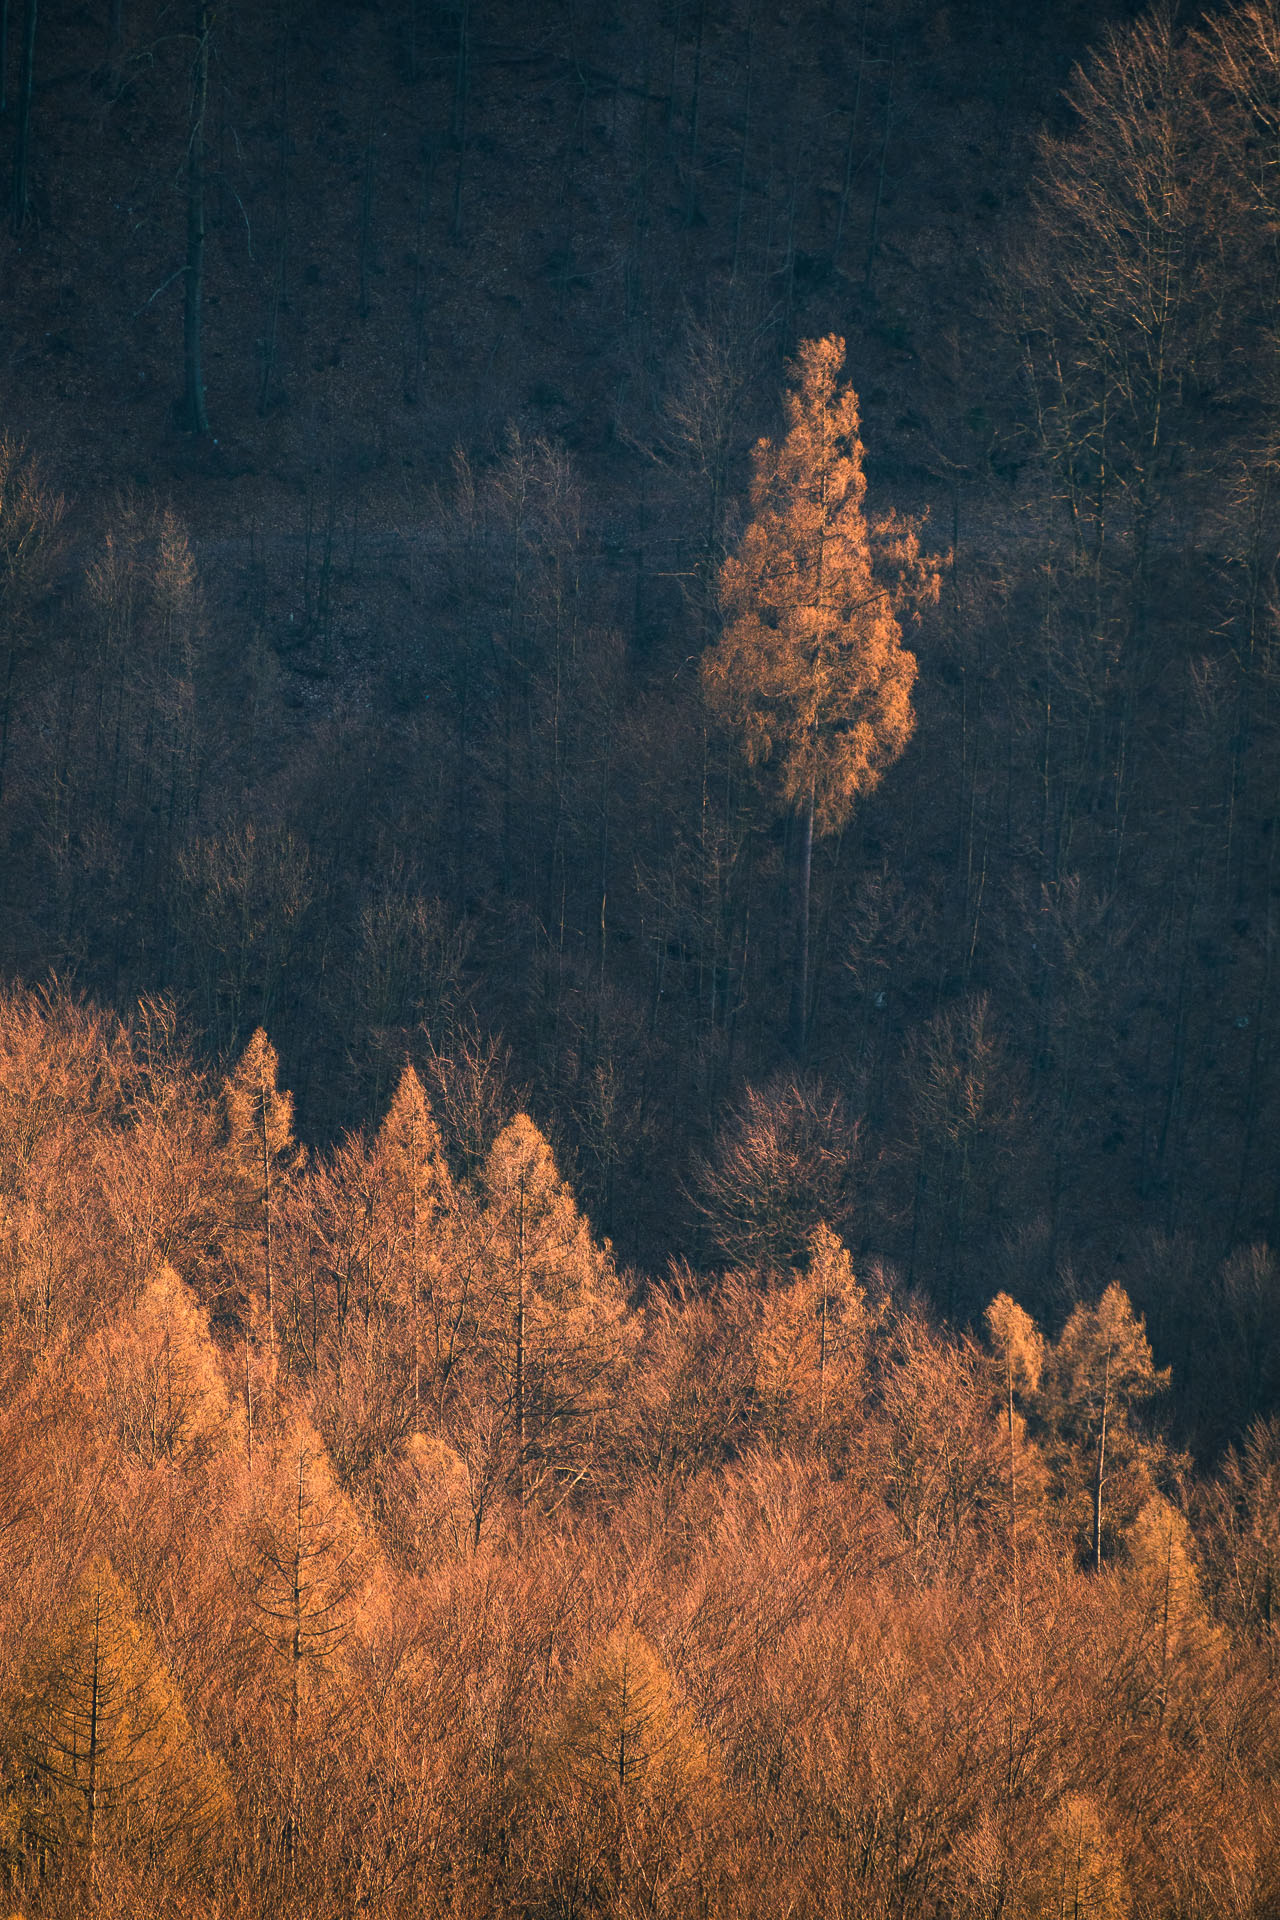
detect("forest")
(3, 0), (1280, 1910)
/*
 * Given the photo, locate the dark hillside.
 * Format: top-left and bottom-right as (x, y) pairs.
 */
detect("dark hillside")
(0, 0), (1277, 1453)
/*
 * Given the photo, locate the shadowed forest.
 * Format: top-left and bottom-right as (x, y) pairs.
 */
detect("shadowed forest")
(4, 0), (1280, 1911)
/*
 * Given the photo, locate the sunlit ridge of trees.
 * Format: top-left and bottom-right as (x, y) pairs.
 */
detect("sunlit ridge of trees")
(0, 986), (1278, 1917)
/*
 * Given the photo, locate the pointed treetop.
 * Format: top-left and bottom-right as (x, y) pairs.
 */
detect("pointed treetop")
(222, 1028), (296, 1168)
(985, 1292), (1047, 1396)
(1052, 1283), (1169, 1407)
(482, 1112), (571, 1222)
(480, 1112), (614, 1304)
(93, 1264), (231, 1467)
(805, 1222), (861, 1299)
(373, 1062), (452, 1198)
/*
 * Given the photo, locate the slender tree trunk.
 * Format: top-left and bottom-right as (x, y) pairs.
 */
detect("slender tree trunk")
(831, 0), (870, 273)
(183, 5), (210, 434)
(290, 1452), (304, 1738)
(451, 0), (469, 240)
(514, 1171), (527, 1531)
(0, 643), (16, 805)
(730, 0), (753, 281)
(106, 0), (124, 90)
(817, 1290), (827, 1432)
(11, 0), (37, 232)
(683, 0), (705, 226)
(258, 23), (289, 415)
(85, 1588), (103, 1862)
(83, 1582), (102, 1866)
(864, 34), (895, 292)
(1092, 1346), (1111, 1573)
(259, 1090), (275, 1352)
(1006, 1359), (1017, 1544)
(790, 786), (814, 1060)
(410, 1122), (422, 1412)
(358, 117), (374, 319)
(244, 1335), (254, 1475)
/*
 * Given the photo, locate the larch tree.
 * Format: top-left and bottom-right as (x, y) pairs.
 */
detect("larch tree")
(370, 1063), (455, 1413)
(90, 1264), (229, 1471)
(242, 1430), (364, 1738)
(222, 1029), (300, 1356)
(469, 1114), (629, 1529)
(753, 1223), (870, 1449)
(1036, 1283), (1170, 1572)
(236, 1423), (367, 1889)
(527, 1628), (711, 1917)
(704, 334), (940, 1056)
(984, 1291), (1047, 1561)
(1024, 1795), (1130, 1920)
(13, 1556), (228, 1874)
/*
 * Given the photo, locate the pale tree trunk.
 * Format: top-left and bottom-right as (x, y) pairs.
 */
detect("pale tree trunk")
(410, 1122), (422, 1413)
(789, 785), (814, 1060)
(514, 1171), (527, 1533)
(11, 0), (37, 231)
(1092, 1345), (1111, 1573)
(1006, 1358), (1017, 1543)
(183, 4), (210, 434)
(106, 0), (124, 91)
(258, 1089), (275, 1352)
(817, 1290), (827, 1432)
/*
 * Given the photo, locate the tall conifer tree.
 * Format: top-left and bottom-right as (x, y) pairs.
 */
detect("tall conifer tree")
(704, 336), (940, 1055)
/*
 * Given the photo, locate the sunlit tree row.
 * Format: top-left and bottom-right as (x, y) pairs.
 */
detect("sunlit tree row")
(1, 988), (1278, 1917)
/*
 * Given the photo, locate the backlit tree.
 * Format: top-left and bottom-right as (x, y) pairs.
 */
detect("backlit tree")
(704, 335), (940, 1054)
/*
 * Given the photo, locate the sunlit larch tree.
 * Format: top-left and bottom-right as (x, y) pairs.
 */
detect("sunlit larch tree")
(466, 1114), (630, 1534)
(527, 1628), (711, 1917)
(11, 1556), (228, 1877)
(1035, 1282), (1170, 1572)
(369, 1062), (456, 1415)
(704, 334), (940, 1055)
(221, 1029), (300, 1358)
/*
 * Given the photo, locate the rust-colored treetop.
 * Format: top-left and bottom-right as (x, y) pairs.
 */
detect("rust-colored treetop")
(705, 335), (941, 836)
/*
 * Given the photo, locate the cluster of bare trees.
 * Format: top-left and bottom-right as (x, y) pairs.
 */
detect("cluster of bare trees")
(1, 985), (1280, 1916)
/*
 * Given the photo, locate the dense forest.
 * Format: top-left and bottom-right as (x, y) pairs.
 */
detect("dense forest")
(2, 990), (1280, 1918)
(4, 0), (1280, 1910)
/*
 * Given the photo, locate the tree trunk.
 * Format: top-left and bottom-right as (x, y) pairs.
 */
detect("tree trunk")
(730, 0), (753, 281)
(106, 0), (124, 91)
(830, 0), (870, 273)
(1006, 1358), (1017, 1550)
(451, 0), (469, 240)
(790, 788), (814, 1060)
(11, 0), (37, 232)
(514, 1171), (527, 1529)
(1092, 1346), (1111, 1573)
(86, 1586), (103, 1861)
(864, 33), (895, 292)
(183, 5), (210, 434)
(259, 1089), (275, 1352)
(817, 1290), (827, 1431)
